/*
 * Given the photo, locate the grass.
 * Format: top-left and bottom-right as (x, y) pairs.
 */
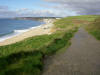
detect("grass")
(85, 16), (100, 40)
(70, 15), (100, 40)
(0, 16), (82, 75)
(0, 51), (43, 75)
(73, 15), (99, 21)
(0, 34), (58, 57)
(41, 30), (77, 55)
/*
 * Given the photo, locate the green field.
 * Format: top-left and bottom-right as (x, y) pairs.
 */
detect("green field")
(0, 15), (100, 75)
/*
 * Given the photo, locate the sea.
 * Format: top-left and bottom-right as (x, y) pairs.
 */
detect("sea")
(0, 19), (45, 42)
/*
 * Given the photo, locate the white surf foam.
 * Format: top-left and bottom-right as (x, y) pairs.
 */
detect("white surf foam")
(14, 29), (29, 33)
(0, 25), (42, 42)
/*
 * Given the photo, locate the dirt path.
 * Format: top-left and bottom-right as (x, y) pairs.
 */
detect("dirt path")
(42, 28), (100, 75)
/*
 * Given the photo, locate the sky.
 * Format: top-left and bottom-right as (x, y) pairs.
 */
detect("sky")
(0, 0), (100, 18)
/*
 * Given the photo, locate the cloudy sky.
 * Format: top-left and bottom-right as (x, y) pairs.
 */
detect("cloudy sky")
(0, 0), (100, 18)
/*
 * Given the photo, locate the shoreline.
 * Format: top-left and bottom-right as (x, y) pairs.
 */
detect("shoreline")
(0, 19), (55, 46)
(0, 25), (43, 42)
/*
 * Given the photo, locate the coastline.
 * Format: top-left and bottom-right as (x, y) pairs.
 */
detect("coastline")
(0, 19), (55, 46)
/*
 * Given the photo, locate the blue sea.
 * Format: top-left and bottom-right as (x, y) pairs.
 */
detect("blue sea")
(0, 19), (44, 42)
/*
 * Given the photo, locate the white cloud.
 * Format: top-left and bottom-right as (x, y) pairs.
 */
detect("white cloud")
(0, 1), (79, 18)
(1, 0), (100, 18)
(43, 0), (100, 15)
(0, 5), (74, 18)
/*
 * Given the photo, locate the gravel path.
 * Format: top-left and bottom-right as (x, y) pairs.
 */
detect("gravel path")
(42, 28), (100, 75)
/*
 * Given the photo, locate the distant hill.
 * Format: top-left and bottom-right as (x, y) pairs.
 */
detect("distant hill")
(14, 17), (62, 21)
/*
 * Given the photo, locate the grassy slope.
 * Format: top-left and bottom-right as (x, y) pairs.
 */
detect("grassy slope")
(85, 16), (100, 40)
(71, 15), (100, 40)
(68, 15), (100, 40)
(1, 15), (98, 75)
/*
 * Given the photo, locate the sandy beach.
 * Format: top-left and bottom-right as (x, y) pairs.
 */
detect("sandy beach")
(0, 19), (55, 46)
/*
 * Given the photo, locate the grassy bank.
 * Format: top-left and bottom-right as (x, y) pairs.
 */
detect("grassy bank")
(67, 15), (100, 40)
(84, 16), (100, 40)
(0, 16), (81, 75)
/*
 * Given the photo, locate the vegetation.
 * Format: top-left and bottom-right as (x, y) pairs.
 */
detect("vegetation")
(0, 16), (83, 75)
(84, 16), (100, 40)
(0, 51), (43, 75)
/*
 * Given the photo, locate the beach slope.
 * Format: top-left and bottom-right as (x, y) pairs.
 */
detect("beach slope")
(0, 19), (55, 46)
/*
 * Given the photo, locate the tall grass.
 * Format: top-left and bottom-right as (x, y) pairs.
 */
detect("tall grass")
(85, 16), (100, 40)
(0, 51), (43, 75)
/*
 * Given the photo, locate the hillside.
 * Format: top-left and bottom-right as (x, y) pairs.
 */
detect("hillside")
(0, 15), (100, 75)
(14, 17), (62, 21)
